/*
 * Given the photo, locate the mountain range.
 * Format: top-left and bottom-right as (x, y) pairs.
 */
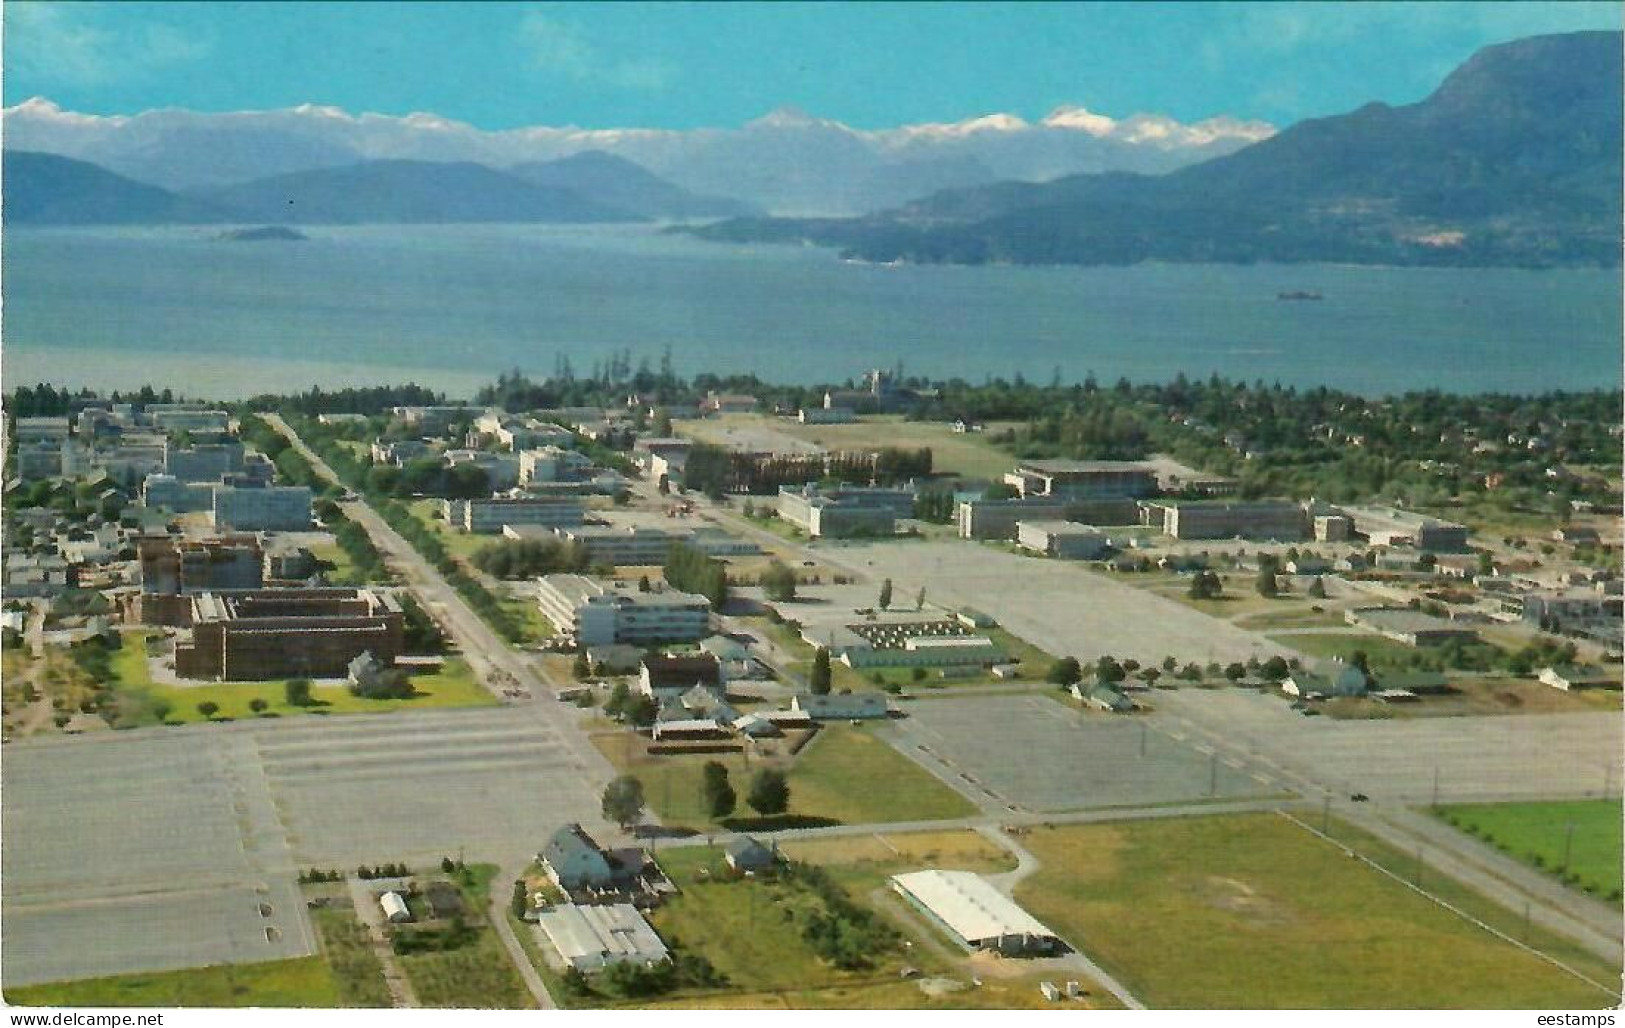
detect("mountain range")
(3, 98), (1270, 217)
(1, 149), (753, 226)
(691, 32), (1623, 268)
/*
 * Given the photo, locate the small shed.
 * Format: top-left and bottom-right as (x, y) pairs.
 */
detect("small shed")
(379, 891), (411, 923)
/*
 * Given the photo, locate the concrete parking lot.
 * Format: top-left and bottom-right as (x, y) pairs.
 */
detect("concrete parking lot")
(816, 540), (1293, 665)
(893, 693), (1276, 813)
(1, 703), (613, 988)
(2, 732), (313, 988)
(1147, 688), (1624, 804)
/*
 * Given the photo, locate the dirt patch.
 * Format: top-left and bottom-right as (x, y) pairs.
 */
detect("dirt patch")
(1191, 875), (1292, 928)
(916, 976), (966, 997)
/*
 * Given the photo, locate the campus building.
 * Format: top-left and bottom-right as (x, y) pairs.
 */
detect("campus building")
(1002, 460), (1158, 501)
(955, 496), (1141, 540)
(776, 485), (915, 539)
(536, 574), (711, 646)
(1343, 505), (1470, 552)
(443, 496), (585, 534)
(134, 536), (265, 626)
(212, 484), (312, 532)
(1139, 499), (1310, 541)
(1016, 520), (1111, 559)
(173, 587), (404, 680)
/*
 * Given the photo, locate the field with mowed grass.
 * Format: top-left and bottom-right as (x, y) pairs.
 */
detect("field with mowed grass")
(1012, 813), (1622, 1008)
(613, 842), (1112, 1010)
(593, 724), (975, 831)
(108, 631), (496, 724)
(5, 957), (343, 1008)
(1436, 800), (1624, 899)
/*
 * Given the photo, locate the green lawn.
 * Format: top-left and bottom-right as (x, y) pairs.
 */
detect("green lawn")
(5, 958), (343, 1008)
(309, 541), (368, 586)
(1266, 631), (1432, 669)
(596, 725), (974, 831)
(1435, 800), (1624, 899)
(394, 864), (535, 1009)
(497, 593), (557, 646)
(110, 632), (496, 725)
(1012, 813), (1621, 1009)
(408, 499), (491, 561)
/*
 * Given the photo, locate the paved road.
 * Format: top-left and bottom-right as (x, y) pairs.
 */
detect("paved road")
(261, 413), (613, 785)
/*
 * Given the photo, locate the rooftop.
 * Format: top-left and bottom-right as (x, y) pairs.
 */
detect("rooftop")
(891, 870), (1056, 943)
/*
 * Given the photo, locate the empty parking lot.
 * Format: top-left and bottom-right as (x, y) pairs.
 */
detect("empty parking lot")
(1149, 689), (1624, 804)
(893, 693), (1276, 813)
(2, 703), (614, 987)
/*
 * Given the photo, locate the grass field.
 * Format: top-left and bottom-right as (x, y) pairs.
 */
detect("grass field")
(1264, 631), (1436, 669)
(1435, 800), (1624, 899)
(394, 864), (535, 1009)
(1011, 813), (1621, 1008)
(626, 843), (1101, 1011)
(5, 958), (343, 1008)
(309, 540), (368, 586)
(407, 499), (492, 561)
(595, 724), (975, 831)
(309, 905), (393, 1007)
(110, 634), (496, 724)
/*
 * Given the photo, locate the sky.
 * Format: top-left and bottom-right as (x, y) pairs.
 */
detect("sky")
(4, 1), (1620, 130)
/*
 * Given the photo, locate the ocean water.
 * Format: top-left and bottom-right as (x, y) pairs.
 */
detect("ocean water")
(2, 224), (1619, 398)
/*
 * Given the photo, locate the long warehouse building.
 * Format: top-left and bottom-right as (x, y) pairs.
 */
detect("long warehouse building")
(890, 870), (1062, 956)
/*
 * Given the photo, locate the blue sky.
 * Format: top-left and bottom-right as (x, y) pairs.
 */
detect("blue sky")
(5, 1), (1620, 129)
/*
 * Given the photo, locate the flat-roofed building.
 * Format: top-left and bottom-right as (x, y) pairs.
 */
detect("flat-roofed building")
(1345, 505), (1469, 552)
(891, 870), (1061, 956)
(164, 441), (245, 483)
(536, 574), (711, 647)
(1002, 460), (1158, 501)
(142, 474), (216, 513)
(791, 692), (890, 720)
(777, 485), (914, 539)
(1345, 607), (1480, 646)
(1141, 499), (1310, 541)
(212, 484), (312, 532)
(536, 903), (669, 973)
(555, 524), (685, 566)
(174, 587), (404, 680)
(444, 497), (584, 534)
(135, 535), (265, 625)
(1017, 520), (1111, 559)
(956, 496), (1141, 540)
(519, 446), (592, 485)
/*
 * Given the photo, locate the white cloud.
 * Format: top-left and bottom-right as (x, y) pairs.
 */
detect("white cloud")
(517, 11), (674, 90)
(5, 3), (212, 86)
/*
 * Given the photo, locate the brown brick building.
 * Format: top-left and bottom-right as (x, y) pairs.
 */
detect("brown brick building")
(174, 587), (404, 681)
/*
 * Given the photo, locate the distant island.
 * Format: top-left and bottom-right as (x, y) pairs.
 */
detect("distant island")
(218, 225), (308, 242)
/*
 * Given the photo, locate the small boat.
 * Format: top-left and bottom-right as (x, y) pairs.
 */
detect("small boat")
(1277, 290), (1323, 301)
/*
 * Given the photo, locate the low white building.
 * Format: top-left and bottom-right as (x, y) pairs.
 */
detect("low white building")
(536, 903), (670, 972)
(1016, 520), (1110, 560)
(379, 891), (411, 923)
(891, 870), (1060, 956)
